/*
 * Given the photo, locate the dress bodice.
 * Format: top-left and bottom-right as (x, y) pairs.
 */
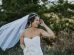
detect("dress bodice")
(23, 36), (43, 55)
(24, 36), (41, 48)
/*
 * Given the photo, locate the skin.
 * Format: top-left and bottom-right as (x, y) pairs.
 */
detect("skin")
(20, 16), (55, 50)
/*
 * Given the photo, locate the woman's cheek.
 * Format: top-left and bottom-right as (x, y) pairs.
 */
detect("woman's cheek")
(37, 21), (40, 25)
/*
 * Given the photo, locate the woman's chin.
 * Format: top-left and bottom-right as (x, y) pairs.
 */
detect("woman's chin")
(33, 25), (38, 28)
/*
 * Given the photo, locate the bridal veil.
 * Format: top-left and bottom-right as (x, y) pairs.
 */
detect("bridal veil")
(0, 14), (29, 51)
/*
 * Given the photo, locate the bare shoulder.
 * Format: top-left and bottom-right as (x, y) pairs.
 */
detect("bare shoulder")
(21, 28), (29, 37)
(24, 28), (30, 32)
(21, 29), (29, 35)
(37, 28), (45, 33)
(38, 28), (45, 32)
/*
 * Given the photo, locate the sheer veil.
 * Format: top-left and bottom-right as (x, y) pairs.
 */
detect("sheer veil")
(0, 14), (29, 51)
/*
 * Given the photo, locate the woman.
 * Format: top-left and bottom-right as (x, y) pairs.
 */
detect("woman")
(20, 13), (55, 55)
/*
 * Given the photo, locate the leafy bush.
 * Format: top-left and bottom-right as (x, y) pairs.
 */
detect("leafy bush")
(0, 0), (74, 55)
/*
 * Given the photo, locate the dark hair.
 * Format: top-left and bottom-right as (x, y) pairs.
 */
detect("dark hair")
(25, 13), (39, 28)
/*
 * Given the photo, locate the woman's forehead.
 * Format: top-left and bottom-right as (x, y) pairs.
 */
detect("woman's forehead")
(35, 16), (40, 19)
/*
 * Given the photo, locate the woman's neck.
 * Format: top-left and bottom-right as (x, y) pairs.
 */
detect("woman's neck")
(29, 26), (37, 30)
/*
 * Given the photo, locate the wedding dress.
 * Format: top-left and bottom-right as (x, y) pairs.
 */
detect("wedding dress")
(23, 36), (43, 55)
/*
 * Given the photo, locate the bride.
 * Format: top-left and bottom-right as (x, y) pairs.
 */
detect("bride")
(0, 13), (55, 55)
(20, 13), (55, 55)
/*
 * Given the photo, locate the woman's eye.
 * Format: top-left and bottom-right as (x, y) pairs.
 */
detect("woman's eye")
(36, 20), (39, 21)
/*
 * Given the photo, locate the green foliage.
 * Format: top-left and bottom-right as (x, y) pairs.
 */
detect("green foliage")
(0, 0), (74, 55)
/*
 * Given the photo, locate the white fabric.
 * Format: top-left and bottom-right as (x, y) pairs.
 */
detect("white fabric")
(23, 36), (43, 55)
(0, 15), (29, 51)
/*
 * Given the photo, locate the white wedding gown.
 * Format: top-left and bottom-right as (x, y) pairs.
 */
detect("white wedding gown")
(23, 36), (43, 55)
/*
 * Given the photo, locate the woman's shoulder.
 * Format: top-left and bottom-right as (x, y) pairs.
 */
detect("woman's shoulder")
(24, 28), (29, 32)
(37, 28), (45, 33)
(24, 28), (43, 32)
(38, 28), (44, 31)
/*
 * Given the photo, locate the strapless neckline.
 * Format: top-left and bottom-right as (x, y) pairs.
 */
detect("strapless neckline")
(24, 36), (40, 40)
(23, 35), (43, 55)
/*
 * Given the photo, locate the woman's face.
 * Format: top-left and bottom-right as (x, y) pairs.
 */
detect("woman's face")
(31, 16), (40, 27)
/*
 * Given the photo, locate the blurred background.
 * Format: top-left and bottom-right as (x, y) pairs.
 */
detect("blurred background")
(0, 0), (74, 55)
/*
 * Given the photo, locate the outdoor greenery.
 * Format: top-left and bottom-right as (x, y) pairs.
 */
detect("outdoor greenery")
(0, 0), (74, 55)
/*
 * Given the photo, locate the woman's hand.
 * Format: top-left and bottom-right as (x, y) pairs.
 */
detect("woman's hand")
(20, 44), (25, 50)
(39, 19), (55, 39)
(39, 19), (46, 27)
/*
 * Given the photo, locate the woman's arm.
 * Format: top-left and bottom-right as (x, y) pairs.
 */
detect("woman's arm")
(39, 19), (55, 39)
(20, 31), (25, 50)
